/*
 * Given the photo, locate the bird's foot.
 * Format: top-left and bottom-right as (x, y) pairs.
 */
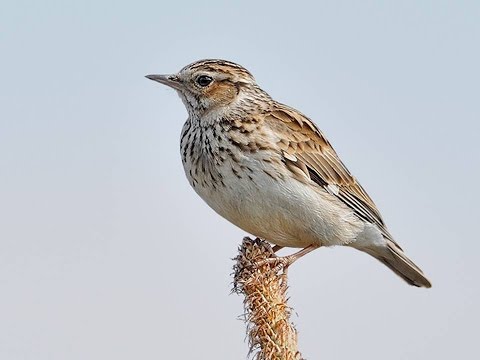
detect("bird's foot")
(256, 244), (320, 275)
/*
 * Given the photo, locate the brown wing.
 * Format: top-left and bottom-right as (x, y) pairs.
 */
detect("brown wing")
(265, 103), (395, 242)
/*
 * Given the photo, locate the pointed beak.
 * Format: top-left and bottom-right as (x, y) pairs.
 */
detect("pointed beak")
(145, 74), (184, 91)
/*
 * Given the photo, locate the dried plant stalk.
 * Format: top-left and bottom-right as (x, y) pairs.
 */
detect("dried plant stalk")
(233, 237), (303, 360)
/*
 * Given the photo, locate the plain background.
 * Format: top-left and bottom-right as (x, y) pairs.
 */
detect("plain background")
(1, 1), (479, 359)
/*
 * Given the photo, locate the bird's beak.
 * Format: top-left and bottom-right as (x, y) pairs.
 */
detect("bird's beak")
(145, 74), (184, 91)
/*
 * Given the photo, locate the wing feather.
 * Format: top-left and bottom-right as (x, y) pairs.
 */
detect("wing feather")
(266, 103), (394, 241)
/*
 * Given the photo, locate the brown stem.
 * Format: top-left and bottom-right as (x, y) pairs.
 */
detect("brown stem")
(233, 237), (304, 360)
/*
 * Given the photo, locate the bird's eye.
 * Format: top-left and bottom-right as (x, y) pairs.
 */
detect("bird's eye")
(196, 75), (213, 87)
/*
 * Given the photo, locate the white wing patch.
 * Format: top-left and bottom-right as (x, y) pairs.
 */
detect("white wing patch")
(327, 184), (340, 195)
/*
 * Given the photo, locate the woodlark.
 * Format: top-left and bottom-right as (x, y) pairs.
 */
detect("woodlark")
(146, 59), (431, 288)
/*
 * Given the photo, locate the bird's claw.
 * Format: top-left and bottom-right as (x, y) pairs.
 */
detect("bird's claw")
(255, 255), (295, 275)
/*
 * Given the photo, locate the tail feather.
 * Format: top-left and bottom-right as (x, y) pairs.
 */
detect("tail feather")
(363, 240), (432, 288)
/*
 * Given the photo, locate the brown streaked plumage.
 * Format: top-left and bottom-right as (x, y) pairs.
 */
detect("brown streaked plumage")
(146, 59), (431, 288)
(266, 104), (393, 238)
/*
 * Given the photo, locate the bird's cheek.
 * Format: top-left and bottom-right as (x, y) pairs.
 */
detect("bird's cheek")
(208, 84), (237, 106)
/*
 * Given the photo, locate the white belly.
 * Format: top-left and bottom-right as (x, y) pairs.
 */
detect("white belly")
(185, 156), (365, 248)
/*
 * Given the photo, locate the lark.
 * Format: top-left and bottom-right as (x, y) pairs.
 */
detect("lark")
(146, 59), (431, 288)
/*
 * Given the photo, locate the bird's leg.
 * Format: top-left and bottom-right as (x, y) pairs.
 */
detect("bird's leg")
(283, 244), (320, 265)
(258, 244), (320, 273)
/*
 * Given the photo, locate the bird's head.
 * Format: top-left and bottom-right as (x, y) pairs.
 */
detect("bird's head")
(146, 59), (269, 117)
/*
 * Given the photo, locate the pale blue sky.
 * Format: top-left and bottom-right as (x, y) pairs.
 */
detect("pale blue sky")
(1, 1), (479, 359)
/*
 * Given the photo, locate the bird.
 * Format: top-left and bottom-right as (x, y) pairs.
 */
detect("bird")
(146, 59), (431, 288)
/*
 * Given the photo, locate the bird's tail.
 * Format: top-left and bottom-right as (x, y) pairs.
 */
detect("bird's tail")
(361, 239), (432, 288)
